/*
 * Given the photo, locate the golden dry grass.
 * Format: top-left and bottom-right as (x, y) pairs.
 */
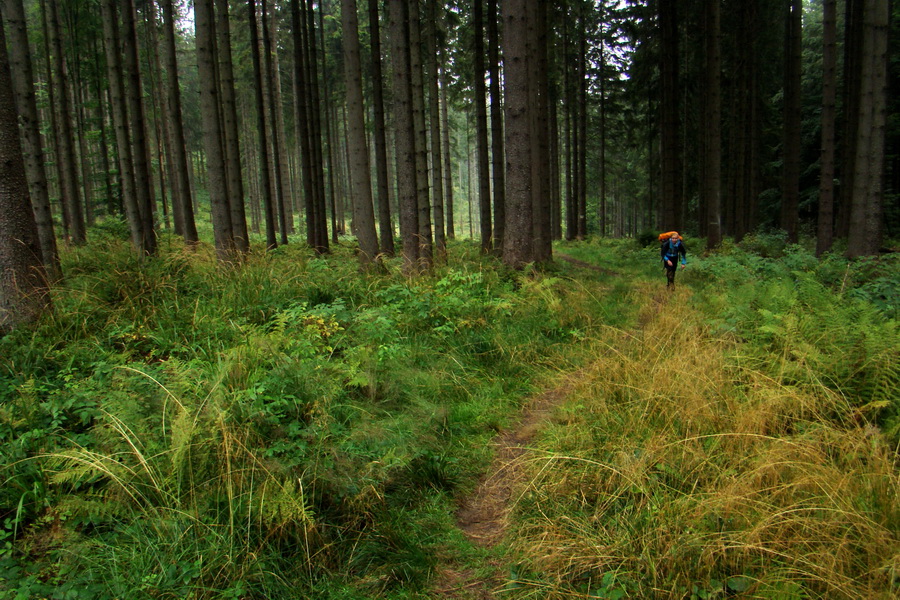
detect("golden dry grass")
(506, 284), (900, 599)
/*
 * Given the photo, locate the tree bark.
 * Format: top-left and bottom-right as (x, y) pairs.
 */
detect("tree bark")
(215, 0), (249, 253)
(530, 0), (551, 261)
(473, 0), (492, 254)
(262, 0), (288, 245)
(369, 0), (395, 256)
(195, 0), (235, 260)
(121, 0), (157, 255)
(160, 0), (198, 244)
(846, 0), (888, 258)
(0, 0), (60, 281)
(816, 0), (837, 257)
(502, 0), (534, 268)
(45, 0), (85, 244)
(425, 0), (446, 260)
(389, 0), (419, 272)
(249, 0), (278, 249)
(487, 0), (505, 253)
(659, 0), (682, 231)
(342, 0), (378, 264)
(780, 0), (801, 243)
(269, 7), (294, 236)
(440, 62), (455, 240)
(704, 0), (722, 249)
(100, 0), (143, 254)
(0, 17), (50, 333)
(408, 0), (432, 269)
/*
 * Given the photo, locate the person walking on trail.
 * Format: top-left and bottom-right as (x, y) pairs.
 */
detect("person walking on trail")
(661, 232), (687, 289)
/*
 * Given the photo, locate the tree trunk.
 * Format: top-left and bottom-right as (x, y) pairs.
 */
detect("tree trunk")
(100, 0), (143, 253)
(0, 17), (50, 333)
(73, 79), (95, 228)
(145, 0), (176, 233)
(549, 79), (561, 240)
(838, 0), (863, 240)
(342, 0), (379, 264)
(659, 0), (682, 231)
(780, 0), (801, 243)
(92, 45), (116, 218)
(389, 0), (420, 272)
(816, 0), (837, 257)
(45, 0), (85, 244)
(249, 0), (278, 249)
(318, 2), (338, 246)
(502, 0), (533, 268)
(215, 0), (249, 253)
(369, 0), (395, 255)
(262, 0), (288, 245)
(563, 16), (575, 241)
(530, 0), (551, 261)
(408, 0), (432, 269)
(306, 0), (329, 252)
(846, 0), (888, 258)
(704, 0), (722, 249)
(121, 0), (158, 255)
(487, 0), (505, 253)
(473, 0), (492, 254)
(270, 7), (294, 236)
(160, 0), (198, 244)
(425, 0), (446, 260)
(599, 53), (607, 236)
(243, 99), (261, 233)
(291, 0), (316, 249)
(195, 0), (235, 260)
(440, 62), (455, 240)
(0, 0), (60, 281)
(576, 5), (587, 240)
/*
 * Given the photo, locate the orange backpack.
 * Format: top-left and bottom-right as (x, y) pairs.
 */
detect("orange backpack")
(658, 231), (680, 243)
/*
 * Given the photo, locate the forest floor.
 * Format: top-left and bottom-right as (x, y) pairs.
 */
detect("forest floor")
(432, 369), (585, 599)
(432, 254), (634, 598)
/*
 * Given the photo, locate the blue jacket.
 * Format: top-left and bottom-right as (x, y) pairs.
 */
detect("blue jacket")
(661, 239), (687, 265)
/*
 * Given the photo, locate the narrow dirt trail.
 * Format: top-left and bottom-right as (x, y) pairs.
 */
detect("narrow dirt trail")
(432, 254), (626, 598)
(433, 375), (581, 598)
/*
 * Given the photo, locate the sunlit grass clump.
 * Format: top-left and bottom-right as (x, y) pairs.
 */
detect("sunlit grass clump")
(507, 283), (899, 599)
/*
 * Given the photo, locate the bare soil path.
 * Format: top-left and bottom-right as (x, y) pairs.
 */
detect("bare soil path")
(432, 254), (618, 598)
(433, 375), (581, 598)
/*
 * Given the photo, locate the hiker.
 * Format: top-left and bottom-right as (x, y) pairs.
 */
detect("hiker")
(661, 232), (687, 289)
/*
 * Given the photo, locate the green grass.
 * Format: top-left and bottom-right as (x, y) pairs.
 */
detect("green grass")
(0, 230), (896, 599)
(0, 231), (625, 599)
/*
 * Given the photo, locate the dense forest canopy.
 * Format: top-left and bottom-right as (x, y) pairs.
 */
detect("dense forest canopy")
(1, 0), (897, 290)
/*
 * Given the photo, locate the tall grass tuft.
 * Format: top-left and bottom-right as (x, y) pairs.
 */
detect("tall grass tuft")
(36, 369), (320, 597)
(507, 283), (900, 599)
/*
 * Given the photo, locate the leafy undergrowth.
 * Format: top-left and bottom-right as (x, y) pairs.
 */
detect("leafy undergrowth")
(1, 230), (896, 599)
(0, 232), (625, 599)
(502, 237), (900, 600)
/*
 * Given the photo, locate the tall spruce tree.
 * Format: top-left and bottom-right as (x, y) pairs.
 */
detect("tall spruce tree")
(0, 16), (50, 333)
